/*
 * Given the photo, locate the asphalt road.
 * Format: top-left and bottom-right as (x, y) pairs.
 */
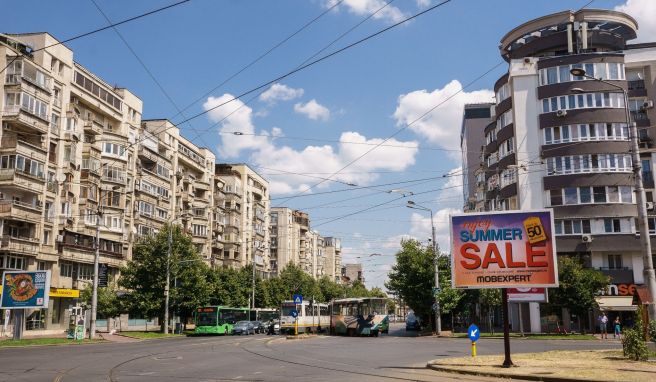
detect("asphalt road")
(0, 324), (621, 382)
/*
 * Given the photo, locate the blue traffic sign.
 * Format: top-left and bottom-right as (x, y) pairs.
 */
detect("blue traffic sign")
(293, 294), (303, 305)
(290, 309), (298, 318)
(468, 324), (480, 342)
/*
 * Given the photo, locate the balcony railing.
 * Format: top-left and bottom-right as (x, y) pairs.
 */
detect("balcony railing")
(0, 200), (42, 222)
(0, 168), (45, 182)
(2, 105), (49, 132)
(0, 235), (39, 255)
(628, 80), (645, 91)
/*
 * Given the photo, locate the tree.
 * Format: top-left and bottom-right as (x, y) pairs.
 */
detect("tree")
(548, 256), (609, 332)
(479, 288), (501, 333)
(435, 255), (464, 331)
(385, 239), (435, 325)
(119, 224), (211, 330)
(81, 282), (123, 330)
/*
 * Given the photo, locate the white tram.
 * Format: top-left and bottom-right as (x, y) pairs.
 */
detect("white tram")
(280, 300), (330, 334)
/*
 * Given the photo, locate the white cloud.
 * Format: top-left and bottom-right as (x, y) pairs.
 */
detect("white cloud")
(294, 99), (331, 121)
(416, 0), (431, 7)
(259, 83), (304, 104)
(615, 0), (656, 43)
(439, 166), (463, 205)
(409, 207), (461, 254)
(393, 80), (493, 160)
(205, 94), (419, 193)
(325, 0), (407, 24)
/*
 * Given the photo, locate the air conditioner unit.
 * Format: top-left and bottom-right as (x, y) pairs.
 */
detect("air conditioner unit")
(646, 202), (654, 210)
(581, 234), (593, 243)
(644, 100), (654, 109)
(556, 109), (568, 117)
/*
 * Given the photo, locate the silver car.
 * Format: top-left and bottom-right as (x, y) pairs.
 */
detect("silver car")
(232, 321), (255, 335)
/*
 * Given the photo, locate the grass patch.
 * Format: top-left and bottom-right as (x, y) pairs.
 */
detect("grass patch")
(119, 331), (184, 339)
(0, 338), (103, 347)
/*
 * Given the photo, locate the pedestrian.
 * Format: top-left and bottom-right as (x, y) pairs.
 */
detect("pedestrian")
(613, 317), (621, 340)
(599, 312), (608, 339)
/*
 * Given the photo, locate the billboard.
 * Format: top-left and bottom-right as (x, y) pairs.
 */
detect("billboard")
(507, 287), (547, 302)
(1, 271), (51, 309)
(451, 210), (558, 289)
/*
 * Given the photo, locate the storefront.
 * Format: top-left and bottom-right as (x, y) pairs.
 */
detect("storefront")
(1, 287), (80, 336)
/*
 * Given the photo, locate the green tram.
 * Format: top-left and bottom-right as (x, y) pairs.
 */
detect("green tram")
(194, 306), (249, 335)
(330, 297), (389, 337)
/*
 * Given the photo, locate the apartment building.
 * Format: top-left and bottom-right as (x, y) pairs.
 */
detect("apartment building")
(215, 164), (242, 268)
(270, 207), (320, 277)
(324, 237), (342, 283)
(467, 9), (656, 332)
(460, 103), (494, 212)
(341, 263), (364, 284)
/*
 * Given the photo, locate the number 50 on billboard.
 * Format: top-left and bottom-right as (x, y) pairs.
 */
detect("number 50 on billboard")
(450, 210), (558, 289)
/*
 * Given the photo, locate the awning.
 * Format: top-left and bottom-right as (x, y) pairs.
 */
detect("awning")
(596, 296), (637, 311)
(635, 285), (653, 305)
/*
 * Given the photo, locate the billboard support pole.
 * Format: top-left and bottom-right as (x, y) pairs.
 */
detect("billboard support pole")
(12, 309), (24, 340)
(502, 288), (514, 367)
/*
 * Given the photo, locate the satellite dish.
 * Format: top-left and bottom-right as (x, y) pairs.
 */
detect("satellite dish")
(57, 173), (67, 183)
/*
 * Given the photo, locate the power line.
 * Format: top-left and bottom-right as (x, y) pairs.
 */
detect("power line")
(0, 0), (192, 74)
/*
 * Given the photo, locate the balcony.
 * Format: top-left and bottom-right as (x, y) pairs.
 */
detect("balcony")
(83, 120), (103, 136)
(597, 267), (634, 284)
(0, 236), (39, 256)
(0, 137), (47, 163)
(631, 110), (650, 128)
(0, 200), (42, 222)
(138, 146), (161, 164)
(2, 105), (48, 134)
(212, 221), (224, 233)
(0, 168), (45, 191)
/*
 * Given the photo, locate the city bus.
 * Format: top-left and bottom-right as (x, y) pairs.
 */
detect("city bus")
(250, 308), (279, 323)
(330, 297), (389, 337)
(194, 306), (249, 335)
(280, 300), (330, 334)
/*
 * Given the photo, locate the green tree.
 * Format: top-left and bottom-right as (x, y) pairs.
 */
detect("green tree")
(385, 239), (435, 325)
(119, 224), (211, 330)
(549, 256), (609, 332)
(80, 283), (123, 329)
(435, 255), (464, 331)
(479, 288), (501, 333)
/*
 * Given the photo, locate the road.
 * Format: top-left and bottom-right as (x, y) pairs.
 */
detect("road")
(0, 324), (621, 382)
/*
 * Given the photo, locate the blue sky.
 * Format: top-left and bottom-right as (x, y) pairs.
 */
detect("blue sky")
(3, 0), (652, 290)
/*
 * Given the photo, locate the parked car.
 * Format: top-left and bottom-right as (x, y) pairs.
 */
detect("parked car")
(251, 321), (265, 334)
(406, 314), (421, 331)
(232, 321), (255, 335)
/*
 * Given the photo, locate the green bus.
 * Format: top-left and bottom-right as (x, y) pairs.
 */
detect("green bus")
(194, 306), (249, 335)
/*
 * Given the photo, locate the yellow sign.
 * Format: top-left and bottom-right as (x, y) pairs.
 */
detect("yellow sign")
(49, 288), (80, 298)
(523, 216), (547, 244)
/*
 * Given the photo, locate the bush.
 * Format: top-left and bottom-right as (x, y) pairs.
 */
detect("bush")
(649, 320), (656, 342)
(622, 327), (649, 361)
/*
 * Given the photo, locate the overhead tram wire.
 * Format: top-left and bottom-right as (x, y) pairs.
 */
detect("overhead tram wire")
(0, 0), (192, 74)
(90, 0), (197, 131)
(165, 0), (346, 126)
(178, 0), (400, 142)
(89, 0), (455, 178)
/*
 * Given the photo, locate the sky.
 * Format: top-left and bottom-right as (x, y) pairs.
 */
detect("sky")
(3, 0), (654, 291)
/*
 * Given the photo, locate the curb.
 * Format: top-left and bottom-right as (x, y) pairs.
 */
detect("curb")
(426, 363), (603, 382)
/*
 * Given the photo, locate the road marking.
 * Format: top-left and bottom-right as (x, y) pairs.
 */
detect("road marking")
(253, 371), (262, 374)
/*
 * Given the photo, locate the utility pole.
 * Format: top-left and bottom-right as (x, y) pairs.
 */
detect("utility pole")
(89, 207), (101, 339)
(164, 223), (172, 334)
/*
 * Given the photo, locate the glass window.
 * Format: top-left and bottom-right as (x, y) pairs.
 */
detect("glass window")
(554, 221), (562, 235)
(609, 63), (619, 80)
(579, 124), (588, 139)
(582, 220), (591, 234)
(547, 67), (557, 84)
(564, 188), (578, 204)
(572, 220), (582, 234)
(607, 186), (619, 203)
(580, 187), (592, 203)
(620, 186), (632, 203)
(550, 98), (558, 111)
(593, 186), (607, 203)
(545, 128), (553, 144)
(584, 63), (595, 78)
(597, 62), (607, 80)
(559, 66), (570, 83)
(550, 190), (563, 206)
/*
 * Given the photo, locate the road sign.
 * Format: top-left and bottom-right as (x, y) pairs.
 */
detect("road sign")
(98, 264), (109, 288)
(432, 287), (441, 296)
(290, 309), (298, 318)
(468, 324), (480, 342)
(293, 294), (303, 305)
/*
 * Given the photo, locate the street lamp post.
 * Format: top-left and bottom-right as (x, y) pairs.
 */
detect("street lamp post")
(570, 68), (656, 320)
(406, 200), (441, 335)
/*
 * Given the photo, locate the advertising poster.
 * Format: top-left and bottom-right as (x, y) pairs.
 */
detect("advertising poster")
(507, 287), (548, 302)
(1, 271), (51, 309)
(451, 210), (558, 289)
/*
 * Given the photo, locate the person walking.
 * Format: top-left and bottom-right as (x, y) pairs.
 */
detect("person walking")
(613, 317), (621, 340)
(599, 312), (609, 339)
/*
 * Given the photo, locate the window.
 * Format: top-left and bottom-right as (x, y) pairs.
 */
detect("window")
(19, 92), (48, 120)
(604, 218), (621, 233)
(192, 224), (207, 237)
(546, 154), (632, 175)
(104, 215), (122, 230)
(59, 261), (73, 277)
(103, 142), (127, 158)
(554, 219), (591, 235)
(2, 255), (25, 270)
(37, 261), (48, 271)
(539, 62), (625, 85)
(564, 188), (578, 204)
(550, 189), (563, 206)
(541, 92), (624, 113)
(156, 208), (168, 220)
(101, 190), (121, 207)
(608, 254), (623, 269)
(43, 230), (51, 245)
(74, 71), (122, 111)
(0, 154), (45, 179)
(77, 263), (94, 281)
(138, 201), (154, 216)
(496, 83), (510, 103)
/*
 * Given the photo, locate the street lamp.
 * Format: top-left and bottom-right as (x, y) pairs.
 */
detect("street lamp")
(570, 68), (656, 319)
(406, 200), (441, 335)
(252, 240), (268, 309)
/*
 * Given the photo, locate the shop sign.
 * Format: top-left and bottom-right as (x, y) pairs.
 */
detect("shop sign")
(451, 210), (558, 289)
(49, 288), (80, 298)
(1, 271), (51, 309)
(507, 287), (547, 302)
(598, 283), (637, 296)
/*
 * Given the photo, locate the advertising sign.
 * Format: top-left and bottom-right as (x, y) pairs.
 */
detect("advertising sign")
(507, 287), (547, 302)
(451, 210), (558, 289)
(1, 271), (51, 309)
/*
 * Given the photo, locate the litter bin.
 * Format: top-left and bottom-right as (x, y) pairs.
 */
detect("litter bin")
(174, 323), (183, 334)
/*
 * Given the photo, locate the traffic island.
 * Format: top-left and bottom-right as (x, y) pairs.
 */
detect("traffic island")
(427, 350), (656, 382)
